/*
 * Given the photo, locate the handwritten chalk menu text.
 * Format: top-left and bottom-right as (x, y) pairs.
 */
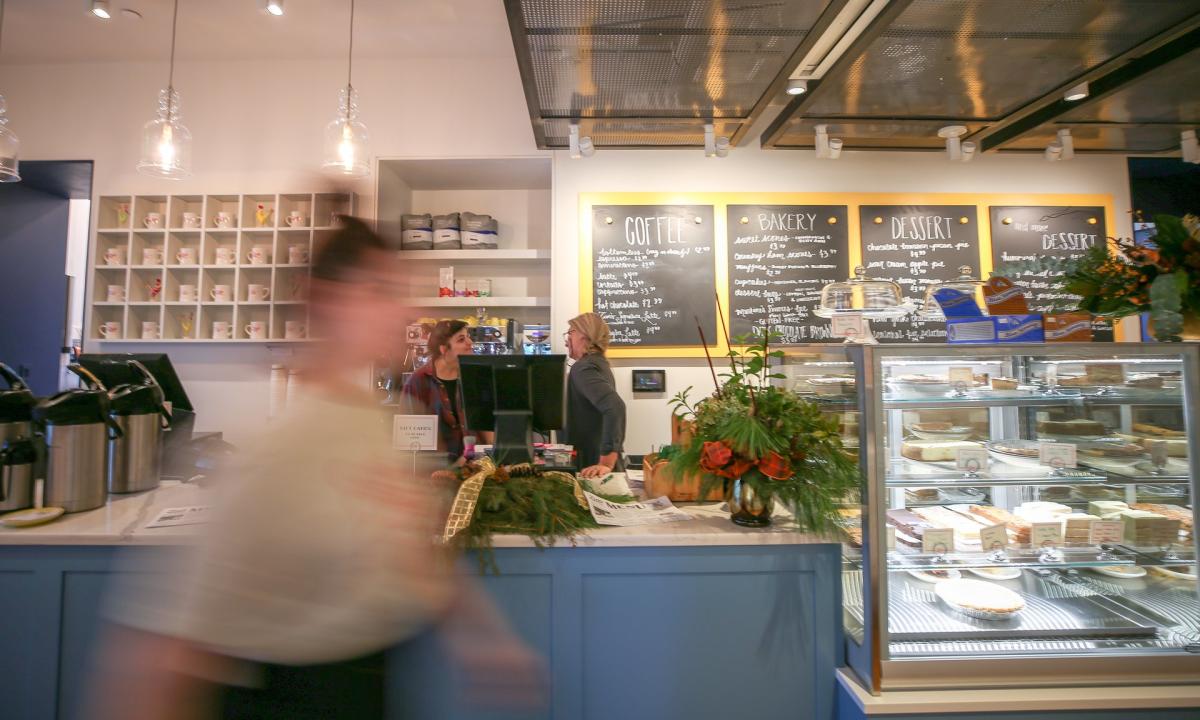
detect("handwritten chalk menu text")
(726, 204), (849, 343)
(859, 205), (980, 342)
(989, 206), (1112, 341)
(591, 205), (717, 346)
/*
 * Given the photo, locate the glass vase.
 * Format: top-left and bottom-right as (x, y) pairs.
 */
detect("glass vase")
(729, 477), (773, 527)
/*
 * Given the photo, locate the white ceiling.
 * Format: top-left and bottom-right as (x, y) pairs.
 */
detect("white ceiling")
(0, 0), (514, 64)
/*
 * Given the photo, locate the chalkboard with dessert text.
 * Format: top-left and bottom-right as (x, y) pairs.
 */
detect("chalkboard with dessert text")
(591, 205), (717, 346)
(989, 206), (1112, 341)
(726, 204), (850, 343)
(859, 205), (980, 343)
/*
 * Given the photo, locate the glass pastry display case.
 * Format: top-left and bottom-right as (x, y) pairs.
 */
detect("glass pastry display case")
(781, 344), (1200, 694)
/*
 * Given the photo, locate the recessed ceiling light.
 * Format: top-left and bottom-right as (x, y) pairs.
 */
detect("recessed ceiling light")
(786, 79), (808, 96)
(263, 0), (284, 16)
(1064, 81), (1089, 102)
(91, 0), (111, 19)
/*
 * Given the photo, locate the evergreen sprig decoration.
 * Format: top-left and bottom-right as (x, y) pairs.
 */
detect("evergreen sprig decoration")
(668, 326), (858, 533)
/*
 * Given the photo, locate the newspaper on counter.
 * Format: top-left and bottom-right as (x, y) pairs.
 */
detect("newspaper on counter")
(584, 491), (691, 526)
(145, 505), (212, 528)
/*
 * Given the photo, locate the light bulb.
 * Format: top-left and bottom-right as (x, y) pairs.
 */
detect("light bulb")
(264, 0), (284, 16)
(91, 1), (112, 19)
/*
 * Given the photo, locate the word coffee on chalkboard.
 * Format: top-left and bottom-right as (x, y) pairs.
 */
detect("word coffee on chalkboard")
(989, 206), (1112, 341)
(591, 205), (717, 347)
(726, 205), (849, 343)
(859, 205), (980, 343)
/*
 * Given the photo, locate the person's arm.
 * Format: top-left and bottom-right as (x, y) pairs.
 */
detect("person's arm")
(574, 361), (626, 477)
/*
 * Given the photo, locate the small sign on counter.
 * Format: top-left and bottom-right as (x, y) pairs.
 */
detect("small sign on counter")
(1089, 520), (1124, 545)
(392, 415), (438, 451)
(1038, 441), (1077, 469)
(830, 312), (865, 341)
(980, 523), (1008, 551)
(1031, 521), (1063, 549)
(955, 447), (989, 473)
(923, 527), (954, 554)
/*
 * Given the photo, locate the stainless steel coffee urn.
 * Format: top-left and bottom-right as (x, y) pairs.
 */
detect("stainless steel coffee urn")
(35, 387), (121, 513)
(0, 363), (35, 444)
(0, 438), (35, 512)
(107, 364), (169, 494)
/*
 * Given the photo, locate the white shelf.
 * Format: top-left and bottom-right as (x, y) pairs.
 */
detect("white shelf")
(401, 296), (549, 308)
(396, 249), (550, 261)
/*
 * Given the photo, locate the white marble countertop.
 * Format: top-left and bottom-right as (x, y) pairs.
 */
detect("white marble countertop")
(0, 481), (833, 548)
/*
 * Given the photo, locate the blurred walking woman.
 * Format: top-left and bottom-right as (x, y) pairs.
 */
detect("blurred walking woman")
(563, 312), (626, 478)
(402, 319), (479, 464)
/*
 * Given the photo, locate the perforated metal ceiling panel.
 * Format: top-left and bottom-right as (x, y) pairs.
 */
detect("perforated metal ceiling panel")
(506, 0), (838, 148)
(772, 119), (988, 150)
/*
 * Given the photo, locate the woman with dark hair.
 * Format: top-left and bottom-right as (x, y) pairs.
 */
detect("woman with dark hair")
(400, 319), (483, 463)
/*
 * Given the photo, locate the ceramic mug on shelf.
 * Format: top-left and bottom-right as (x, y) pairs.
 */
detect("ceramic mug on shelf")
(214, 211), (235, 229)
(178, 284), (198, 302)
(105, 285), (126, 302)
(288, 244), (310, 264)
(287, 211), (305, 227)
(245, 321), (267, 340)
(143, 212), (163, 229)
(212, 321), (233, 340)
(141, 321), (160, 340)
(142, 247), (164, 265)
(176, 247), (198, 265)
(214, 247), (236, 265)
(103, 247), (126, 266)
(285, 320), (306, 340)
(182, 212), (201, 229)
(247, 284), (271, 302)
(246, 245), (271, 265)
(210, 284), (232, 302)
(98, 321), (121, 338)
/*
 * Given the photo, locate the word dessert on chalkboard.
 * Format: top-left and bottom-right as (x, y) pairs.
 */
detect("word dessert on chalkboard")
(726, 204), (849, 343)
(591, 205), (717, 347)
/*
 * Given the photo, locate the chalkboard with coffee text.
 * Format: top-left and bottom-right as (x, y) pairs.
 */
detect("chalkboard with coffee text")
(591, 205), (716, 347)
(989, 205), (1112, 340)
(726, 204), (849, 343)
(858, 205), (980, 343)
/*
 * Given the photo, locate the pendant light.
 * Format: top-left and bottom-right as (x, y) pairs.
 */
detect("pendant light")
(0, 0), (22, 183)
(322, 0), (369, 177)
(137, 0), (192, 178)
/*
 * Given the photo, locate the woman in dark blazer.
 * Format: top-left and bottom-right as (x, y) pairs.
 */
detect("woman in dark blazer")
(562, 312), (626, 478)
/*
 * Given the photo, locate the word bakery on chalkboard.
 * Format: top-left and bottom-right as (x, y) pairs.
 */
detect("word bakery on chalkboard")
(726, 205), (849, 343)
(591, 205), (717, 347)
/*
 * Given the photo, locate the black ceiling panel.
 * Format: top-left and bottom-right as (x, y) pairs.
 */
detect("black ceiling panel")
(999, 124), (1190, 155)
(1059, 49), (1200, 126)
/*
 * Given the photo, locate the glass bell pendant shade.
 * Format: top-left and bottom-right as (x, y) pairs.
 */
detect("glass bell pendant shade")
(0, 95), (21, 183)
(137, 88), (192, 178)
(322, 85), (369, 177)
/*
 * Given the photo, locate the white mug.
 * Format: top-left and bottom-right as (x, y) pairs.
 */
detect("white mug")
(212, 321), (232, 339)
(182, 212), (201, 229)
(247, 284), (271, 302)
(103, 247), (126, 266)
(246, 245), (271, 265)
(141, 321), (160, 340)
(105, 285), (126, 302)
(178, 284), (198, 302)
(287, 211), (305, 227)
(210, 284), (232, 302)
(244, 321), (267, 340)
(285, 320), (306, 339)
(175, 247), (198, 265)
(214, 211), (235, 228)
(214, 246), (237, 265)
(288, 244), (310, 264)
(142, 247), (164, 265)
(143, 212), (162, 229)
(98, 321), (121, 338)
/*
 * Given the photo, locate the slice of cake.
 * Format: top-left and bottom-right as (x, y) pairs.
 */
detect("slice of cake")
(900, 440), (980, 462)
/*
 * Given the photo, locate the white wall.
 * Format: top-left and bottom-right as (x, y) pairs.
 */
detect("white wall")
(551, 146), (1137, 455)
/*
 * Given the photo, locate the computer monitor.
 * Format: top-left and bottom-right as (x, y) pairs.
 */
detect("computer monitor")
(459, 354), (566, 465)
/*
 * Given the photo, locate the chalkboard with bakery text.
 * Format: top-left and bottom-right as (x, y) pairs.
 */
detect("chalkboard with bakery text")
(591, 205), (716, 346)
(989, 206), (1112, 341)
(859, 205), (980, 343)
(726, 204), (849, 343)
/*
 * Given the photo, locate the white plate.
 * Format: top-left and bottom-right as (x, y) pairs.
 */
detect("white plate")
(1, 507), (65, 528)
(909, 426), (974, 442)
(968, 567), (1022, 581)
(934, 578), (1026, 621)
(1091, 565), (1147, 579)
(987, 448), (1045, 469)
(906, 569), (962, 583)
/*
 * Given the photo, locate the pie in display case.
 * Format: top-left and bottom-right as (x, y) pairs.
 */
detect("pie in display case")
(781, 343), (1200, 694)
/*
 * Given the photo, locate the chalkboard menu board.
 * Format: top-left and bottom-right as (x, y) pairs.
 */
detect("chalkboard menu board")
(989, 206), (1112, 341)
(726, 204), (849, 343)
(859, 205), (980, 343)
(591, 205), (717, 346)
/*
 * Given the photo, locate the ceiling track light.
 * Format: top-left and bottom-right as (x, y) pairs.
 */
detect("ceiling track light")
(704, 123), (729, 158)
(827, 138), (843, 160)
(262, 0), (284, 16)
(785, 78), (808, 96)
(1045, 142), (1063, 162)
(1181, 130), (1199, 164)
(961, 141), (977, 163)
(0, 0), (20, 182)
(569, 123), (594, 159)
(91, 0), (111, 19)
(1057, 128), (1075, 160)
(1064, 81), (1089, 102)
(938, 125), (969, 162)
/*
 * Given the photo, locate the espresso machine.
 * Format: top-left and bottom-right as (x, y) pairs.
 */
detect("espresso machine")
(523, 324), (551, 355)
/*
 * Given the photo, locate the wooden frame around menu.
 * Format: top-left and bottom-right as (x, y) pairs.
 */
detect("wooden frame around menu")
(579, 191), (1120, 359)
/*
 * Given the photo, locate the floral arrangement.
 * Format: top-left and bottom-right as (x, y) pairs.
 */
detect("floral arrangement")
(668, 330), (858, 530)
